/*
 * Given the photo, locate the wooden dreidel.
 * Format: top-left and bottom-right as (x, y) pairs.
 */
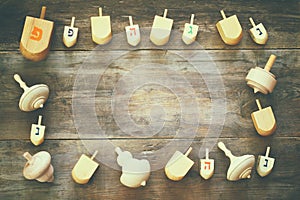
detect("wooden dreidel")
(182, 14), (199, 45)
(91, 7), (112, 45)
(23, 151), (54, 182)
(72, 151), (99, 184)
(257, 147), (275, 177)
(150, 9), (173, 46)
(20, 6), (54, 61)
(251, 99), (276, 136)
(246, 54), (277, 94)
(30, 115), (46, 146)
(249, 17), (268, 45)
(216, 10), (243, 45)
(63, 17), (78, 48)
(14, 74), (49, 112)
(165, 147), (194, 181)
(200, 148), (214, 180)
(125, 16), (141, 46)
(115, 147), (151, 188)
(218, 142), (255, 181)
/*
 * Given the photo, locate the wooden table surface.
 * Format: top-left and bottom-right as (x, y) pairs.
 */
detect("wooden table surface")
(0, 0), (299, 199)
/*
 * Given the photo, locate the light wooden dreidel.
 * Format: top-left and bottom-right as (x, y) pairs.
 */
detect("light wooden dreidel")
(150, 9), (173, 46)
(63, 17), (78, 48)
(20, 6), (54, 61)
(165, 147), (194, 181)
(182, 14), (199, 45)
(257, 147), (275, 177)
(249, 17), (268, 45)
(91, 7), (112, 45)
(72, 151), (99, 184)
(216, 10), (243, 45)
(23, 151), (54, 182)
(30, 115), (46, 146)
(125, 16), (141, 46)
(218, 142), (255, 181)
(246, 54), (277, 94)
(115, 147), (151, 188)
(200, 148), (214, 180)
(251, 99), (276, 136)
(14, 74), (49, 112)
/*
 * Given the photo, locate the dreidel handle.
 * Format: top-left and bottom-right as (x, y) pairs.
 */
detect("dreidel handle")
(163, 9), (168, 18)
(115, 147), (122, 155)
(71, 17), (75, 27)
(23, 152), (34, 164)
(91, 150), (98, 160)
(220, 10), (226, 19)
(99, 7), (102, 17)
(128, 16), (133, 26)
(190, 14), (195, 25)
(249, 17), (256, 27)
(218, 142), (234, 159)
(184, 147), (192, 156)
(40, 6), (46, 19)
(264, 54), (276, 72)
(256, 99), (262, 110)
(265, 146), (270, 157)
(205, 148), (209, 160)
(14, 74), (28, 91)
(38, 115), (43, 125)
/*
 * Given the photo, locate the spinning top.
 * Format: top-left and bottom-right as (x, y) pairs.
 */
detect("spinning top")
(30, 115), (46, 146)
(115, 147), (151, 188)
(257, 146), (275, 177)
(63, 17), (78, 48)
(218, 142), (255, 181)
(182, 14), (199, 45)
(200, 148), (214, 180)
(125, 16), (141, 46)
(91, 7), (112, 45)
(14, 74), (49, 112)
(23, 151), (54, 182)
(165, 147), (194, 181)
(249, 17), (268, 45)
(245, 54), (277, 94)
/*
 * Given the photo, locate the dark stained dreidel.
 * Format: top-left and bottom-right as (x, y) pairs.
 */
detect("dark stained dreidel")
(150, 9), (173, 46)
(249, 17), (268, 45)
(91, 7), (112, 45)
(182, 14), (199, 45)
(23, 151), (54, 182)
(218, 142), (255, 181)
(165, 147), (194, 181)
(125, 16), (141, 46)
(257, 147), (275, 177)
(13, 74), (49, 112)
(251, 99), (276, 136)
(30, 115), (46, 146)
(200, 148), (214, 180)
(246, 54), (277, 94)
(63, 17), (78, 48)
(72, 151), (99, 184)
(20, 6), (54, 61)
(216, 10), (243, 45)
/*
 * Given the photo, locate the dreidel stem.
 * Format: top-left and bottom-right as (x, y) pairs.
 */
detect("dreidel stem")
(99, 7), (102, 17)
(40, 6), (46, 19)
(256, 99), (262, 110)
(205, 148), (209, 159)
(249, 17), (256, 27)
(184, 147), (192, 156)
(163, 9), (168, 18)
(115, 147), (122, 155)
(14, 74), (28, 91)
(218, 142), (234, 159)
(265, 147), (270, 157)
(190, 14), (195, 25)
(91, 150), (98, 160)
(71, 17), (75, 27)
(264, 54), (276, 72)
(38, 115), (43, 125)
(220, 10), (226, 19)
(23, 152), (34, 165)
(129, 16), (133, 26)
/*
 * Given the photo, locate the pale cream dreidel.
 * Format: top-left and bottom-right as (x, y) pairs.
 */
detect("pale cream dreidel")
(251, 99), (276, 136)
(200, 148), (214, 180)
(216, 10), (243, 45)
(30, 115), (46, 146)
(23, 151), (54, 182)
(218, 142), (255, 181)
(63, 17), (79, 48)
(115, 147), (151, 188)
(91, 7), (112, 45)
(257, 146), (275, 177)
(150, 9), (173, 46)
(246, 54), (277, 94)
(20, 6), (54, 61)
(72, 151), (99, 184)
(125, 16), (141, 46)
(14, 74), (49, 112)
(182, 14), (199, 45)
(249, 17), (268, 45)
(165, 147), (194, 181)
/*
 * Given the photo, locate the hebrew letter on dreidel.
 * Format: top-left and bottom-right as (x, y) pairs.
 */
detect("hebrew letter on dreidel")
(30, 26), (43, 41)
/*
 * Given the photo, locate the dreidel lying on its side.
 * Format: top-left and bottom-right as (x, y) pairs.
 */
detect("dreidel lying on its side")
(20, 6), (54, 61)
(150, 9), (173, 46)
(91, 7), (112, 45)
(216, 10), (243, 45)
(218, 142), (255, 181)
(251, 99), (276, 136)
(72, 151), (99, 184)
(200, 148), (214, 180)
(246, 54), (277, 94)
(30, 115), (46, 146)
(63, 17), (78, 48)
(23, 151), (54, 182)
(182, 14), (199, 45)
(249, 17), (268, 45)
(257, 146), (275, 177)
(13, 74), (49, 112)
(125, 16), (141, 46)
(165, 147), (194, 181)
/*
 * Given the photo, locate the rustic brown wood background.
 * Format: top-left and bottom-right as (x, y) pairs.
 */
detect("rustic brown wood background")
(0, 0), (299, 199)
